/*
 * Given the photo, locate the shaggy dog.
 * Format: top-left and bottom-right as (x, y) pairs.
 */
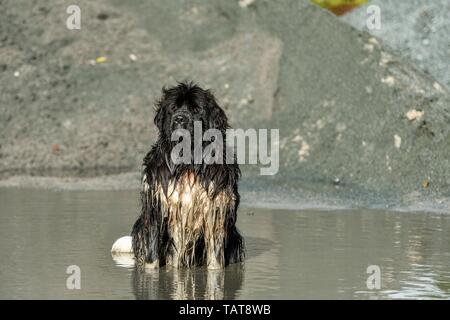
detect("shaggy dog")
(131, 82), (244, 270)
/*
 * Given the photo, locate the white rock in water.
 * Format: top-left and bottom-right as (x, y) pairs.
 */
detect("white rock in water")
(111, 236), (133, 253)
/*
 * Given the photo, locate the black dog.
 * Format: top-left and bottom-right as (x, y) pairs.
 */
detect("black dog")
(131, 82), (244, 270)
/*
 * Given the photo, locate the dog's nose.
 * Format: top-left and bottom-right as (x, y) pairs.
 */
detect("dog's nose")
(173, 114), (187, 125)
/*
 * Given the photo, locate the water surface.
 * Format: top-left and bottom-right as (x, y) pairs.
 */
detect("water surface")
(0, 189), (449, 299)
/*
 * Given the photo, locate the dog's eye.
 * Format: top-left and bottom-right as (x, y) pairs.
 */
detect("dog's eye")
(167, 105), (177, 113)
(191, 104), (201, 112)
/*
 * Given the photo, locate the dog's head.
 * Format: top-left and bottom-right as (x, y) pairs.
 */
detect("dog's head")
(154, 82), (228, 140)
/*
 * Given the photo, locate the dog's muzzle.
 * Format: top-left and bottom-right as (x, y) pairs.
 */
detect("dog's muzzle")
(171, 112), (191, 130)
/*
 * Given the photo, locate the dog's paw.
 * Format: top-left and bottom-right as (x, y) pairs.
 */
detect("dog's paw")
(207, 258), (223, 270)
(145, 260), (159, 270)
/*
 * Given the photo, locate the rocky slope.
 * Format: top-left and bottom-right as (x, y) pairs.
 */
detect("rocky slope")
(1, 0), (449, 204)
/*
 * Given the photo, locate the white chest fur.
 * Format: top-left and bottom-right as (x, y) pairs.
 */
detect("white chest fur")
(144, 172), (235, 268)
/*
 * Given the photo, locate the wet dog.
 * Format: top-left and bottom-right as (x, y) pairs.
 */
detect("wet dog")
(131, 82), (244, 270)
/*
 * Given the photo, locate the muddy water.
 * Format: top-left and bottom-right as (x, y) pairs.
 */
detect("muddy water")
(0, 188), (449, 299)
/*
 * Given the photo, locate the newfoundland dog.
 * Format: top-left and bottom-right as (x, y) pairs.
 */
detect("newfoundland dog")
(131, 82), (244, 270)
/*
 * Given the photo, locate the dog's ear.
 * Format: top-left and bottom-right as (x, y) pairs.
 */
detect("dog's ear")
(206, 91), (228, 131)
(154, 105), (164, 131)
(154, 87), (168, 131)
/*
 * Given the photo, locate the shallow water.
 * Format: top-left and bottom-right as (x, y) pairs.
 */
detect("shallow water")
(0, 188), (449, 299)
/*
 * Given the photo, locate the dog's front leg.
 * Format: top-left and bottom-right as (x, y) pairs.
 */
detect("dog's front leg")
(205, 210), (225, 270)
(206, 235), (225, 270)
(132, 183), (161, 270)
(145, 222), (160, 269)
(131, 214), (160, 270)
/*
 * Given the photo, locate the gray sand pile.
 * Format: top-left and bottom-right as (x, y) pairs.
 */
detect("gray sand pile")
(1, 0), (449, 205)
(342, 0), (450, 89)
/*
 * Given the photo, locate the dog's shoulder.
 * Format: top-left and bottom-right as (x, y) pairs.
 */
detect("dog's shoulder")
(142, 141), (165, 165)
(142, 141), (178, 189)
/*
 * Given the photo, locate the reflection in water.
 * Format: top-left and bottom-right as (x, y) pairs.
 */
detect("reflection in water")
(111, 236), (271, 300)
(112, 236), (274, 300)
(131, 264), (244, 300)
(1, 188), (450, 299)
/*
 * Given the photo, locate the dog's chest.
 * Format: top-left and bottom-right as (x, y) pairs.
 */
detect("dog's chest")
(164, 176), (208, 209)
(149, 173), (232, 232)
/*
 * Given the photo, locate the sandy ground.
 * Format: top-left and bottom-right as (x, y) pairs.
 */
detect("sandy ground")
(1, 0), (449, 204)
(342, 0), (450, 89)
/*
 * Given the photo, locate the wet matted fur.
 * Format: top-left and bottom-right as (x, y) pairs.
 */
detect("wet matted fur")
(131, 82), (244, 270)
